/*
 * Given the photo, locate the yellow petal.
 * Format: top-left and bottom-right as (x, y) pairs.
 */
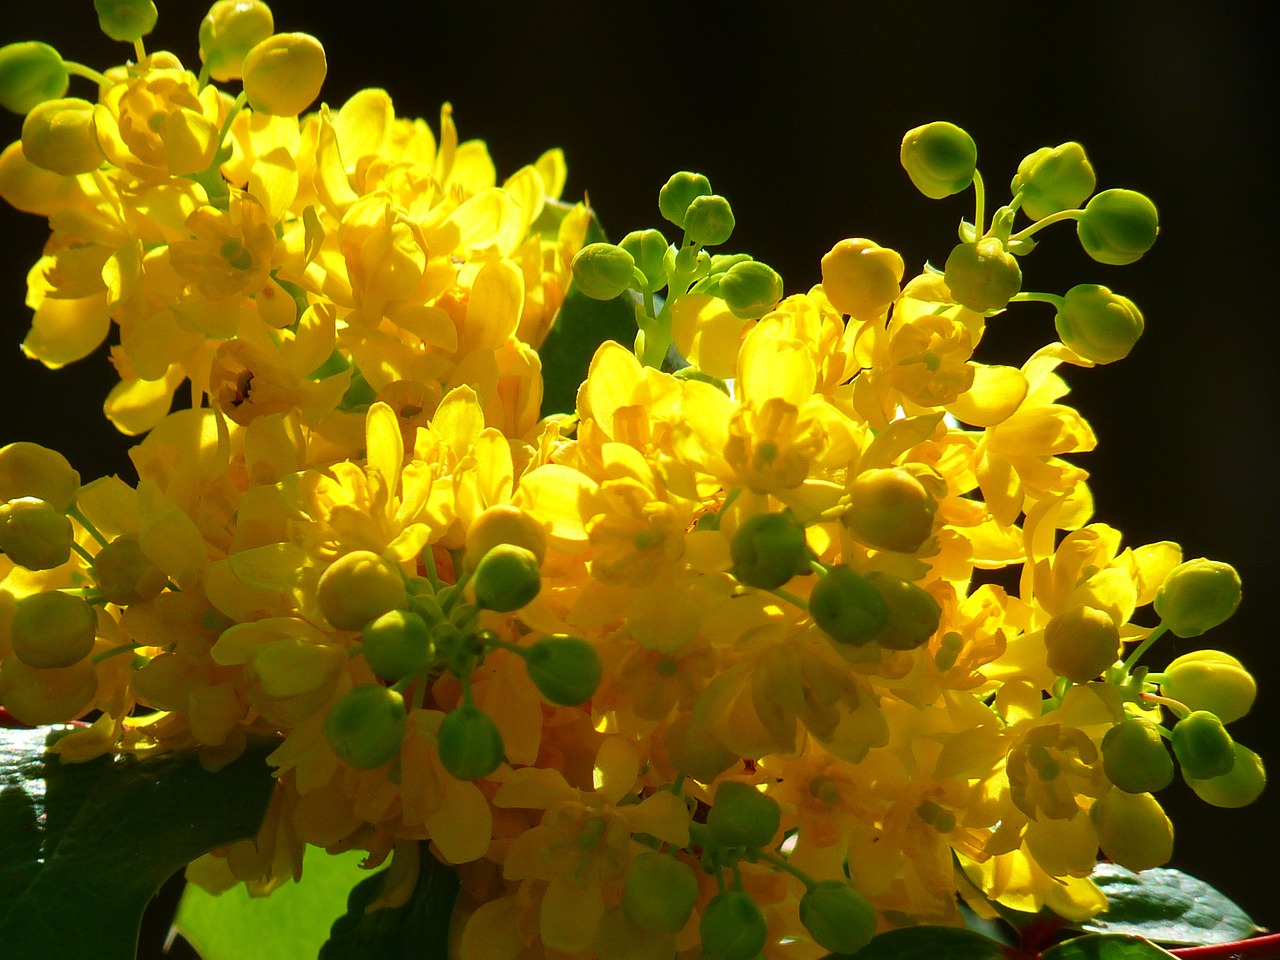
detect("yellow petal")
(948, 363), (1028, 427)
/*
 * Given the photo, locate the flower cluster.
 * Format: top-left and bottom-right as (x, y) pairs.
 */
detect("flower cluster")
(0, 6), (1264, 960)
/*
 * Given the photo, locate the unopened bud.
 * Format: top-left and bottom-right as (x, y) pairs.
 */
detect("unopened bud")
(809, 565), (889, 647)
(0, 442), (79, 512)
(0, 42), (69, 115)
(1011, 142), (1096, 220)
(324, 684), (406, 769)
(472, 543), (541, 612)
(706, 780), (781, 848)
(21, 98), (104, 176)
(200, 0), (275, 82)
(523, 634), (601, 706)
(622, 853), (699, 934)
(700, 891), (767, 960)
(1101, 718), (1174, 794)
(730, 511), (808, 590)
(843, 468), (936, 553)
(1171, 710), (1236, 780)
(1184, 742), (1266, 808)
(658, 171), (712, 229)
(1160, 650), (1256, 724)
(571, 242), (636, 300)
(436, 703), (504, 780)
(683, 195), (735, 247)
(1091, 789), (1173, 872)
(619, 229), (670, 295)
(0, 655), (97, 725)
(241, 32), (326, 117)
(798, 880), (877, 955)
(464, 504), (546, 570)
(944, 238), (1022, 313)
(1154, 558), (1241, 638)
(1077, 188), (1159, 265)
(94, 0), (158, 43)
(900, 121), (977, 199)
(317, 550), (407, 631)
(719, 260), (784, 320)
(91, 535), (167, 605)
(1043, 605), (1120, 683)
(0, 497), (72, 570)
(361, 609), (432, 682)
(1055, 283), (1144, 364)
(11, 591), (96, 669)
(820, 237), (904, 321)
(866, 572), (940, 650)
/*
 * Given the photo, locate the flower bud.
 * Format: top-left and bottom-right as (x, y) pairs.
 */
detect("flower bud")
(200, 0), (275, 82)
(436, 703), (504, 780)
(464, 506), (546, 574)
(317, 550), (407, 631)
(571, 242), (636, 300)
(1160, 650), (1256, 724)
(866, 572), (940, 651)
(1011, 142), (1096, 220)
(1153, 558), (1241, 638)
(683, 195), (735, 247)
(798, 880), (877, 955)
(622, 853), (699, 934)
(0, 42), (69, 115)
(843, 468), (937, 553)
(0, 497), (72, 571)
(730, 510), (808, 590)
(619, 229), (670, 294)
(1171, 710), (1235, 780)
(719, 260), (784, 320)
(472, 543), (541, 612)
(820, 237), (904, 321)
(94, 0), (158, 43)
(1077, 188), (1159, 265)
(1101, 718), (1174, 794)
(324, 684), (406, 769)
(658, 171), (712, 229)
(11, 591), (97, 669)
(1054, 283), (1144, 364)
(1043, 605), (1120, 683)
(21, 98), (104, 176)
(707, 780), (781, 848)
(900, 121), (978, 199)
(523, 634), (602, 706)
(1090, 789), (1173, 872)
(809, 565), (889, 647)
(0, 441), (79, 512)
(0, 655), (97, 726)
(700, 891), (768, 960)
(241, 32), (326, 117)
(90, 535), (167, 605)
(943, 238), (1022, 313)
(361, 609), (432, 682)
(1184, 743), (1266, 808)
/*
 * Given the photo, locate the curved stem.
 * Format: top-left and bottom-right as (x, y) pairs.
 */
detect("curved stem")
(1122, 623), (1170, 674)
(1007, 207), (1084, 243)
(64, 61), (110, 87)
(972, 169), (986, 240)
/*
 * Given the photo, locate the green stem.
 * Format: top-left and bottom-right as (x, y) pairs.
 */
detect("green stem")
(64, 61), (110, 87)
(68, 505), (110, 549)
(71, 541), (96, 565)
(769, 587), (808, 612)
(90, 643), (144, 665)
(972, 169), (986, 240)
(1007, 207), (1084, 243)
(1009, 290), (1065, 308)
(753, 849), (817, 891)
(1122, 623), (1169, 674)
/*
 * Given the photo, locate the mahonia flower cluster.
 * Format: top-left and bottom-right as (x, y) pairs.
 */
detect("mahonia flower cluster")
(0, 7), (1265, 960)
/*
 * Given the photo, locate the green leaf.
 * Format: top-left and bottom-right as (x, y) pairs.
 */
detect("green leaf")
(319, 842), (460, 960)
(174, 844), (369, 959)
(1040, 933), (1176, 960)
(830, 925), (1018, 959)
(0, 726), (277, 960)
(1083, 862), (1261, 946)
(537, 285), (642, 417)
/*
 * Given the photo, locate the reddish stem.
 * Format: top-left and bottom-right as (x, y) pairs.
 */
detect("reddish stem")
(1170, 934), (1280, 960)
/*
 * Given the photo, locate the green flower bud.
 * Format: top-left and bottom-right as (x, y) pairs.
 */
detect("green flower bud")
(1171, 710), (1236, 780)
(622, 853), (699, 934)
(472, 543), (541, 613)
(436, 702), (504, 780)
(810, 565), (889, 647)
(1043, 605), (1120, 683)
(0, 42), (69, 115)
(200, 0), (275, 82)
(11, 591), (97, 669)
(361, 609), (432, 682)
(730, 511), (808, 590)
(94, 0), (158, 42)
(842, 468), (937, 553)
(571, 242), (636, 300)
(658, 171), (712, 229)
(1077, 188), (1159, 265)
(900, 121), (978, 200)
(524, 634), (602, 706)
(683, 195), (735, 247)
(464, 504), (546, 570)
(619, 229), (670, 295)
(706, 780), (781, 848)
(719, 260), (784, 320)
(943, 238), (1022, 313)
(1154, 558), (1241, 638)
(90, 535), (167, 606)
(324, 684), (406, 769)
(21, 98), (104, 176)
(0, 442), (79, 512)
(1101, 718), (1174, 794)
(798, 880), (877, 955)
(866, 572), (940, 651)
(317, 550), (407, 631)
(1090, 789), (1173, 872)
(0, 497), (72, 571)
(1160, 650), (1256, 724)
(0, 655), (97, 726)
(1184, 743), (1266, 808)
(700, 891), (768, 960)
(241, 32), (327, 117)
(1054, 283), (1144, 364)
(1011, 142), (1096, 221)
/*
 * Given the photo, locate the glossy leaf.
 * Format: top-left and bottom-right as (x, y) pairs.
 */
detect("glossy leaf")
(1083, 863), (1261, 946)
(1040, 933), (1176, 960)
(537, 285), (642, 417)
(829, 925), (1018, 959)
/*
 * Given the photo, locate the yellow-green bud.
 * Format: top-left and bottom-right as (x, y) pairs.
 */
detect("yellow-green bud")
(944, 238), (1022, 313)
(810, 565), (889, 647)
(0, 42), (69, 115)
(361, 609), (432, 682)
(1101, 718), (1174, 794)
(706, 780), (781, 848)
(21, 98), (104, 176)
(900, 121), (978, 200)
(730, 510), (808, 590)
(472, 543), (541, 613)
(464, 504), (546, 570)
(619, 229), (670, 295)
(11, 591), (96, 669)
(94, 0), (158, 43)
(1011, 142), (1096, 220)
(820, 238), (904, 321)
(1153, 558), (1241, 638)
(437, 703), (504, 780)
(700, 891), (767, 960)
(1054, 283), (1144, 364)
(843, 468), (937, 553)
(0, 442), (79, 512)
(571, 242), (636, 300)
(1160, 650), (1256, 724)
(658, 171), (712, 229)
(1090, 789), (1173, 872)
(798, 880), (877, 955)
(1171, 710), (1235, 780)
(1077, 188), (1159, 266)
(683, 195), (735, 247)
(622, 853), (699, 934)
(90, 535), (167, 606)
(241, 32), (326, 117)
(523, 634), (602, 706)
(0, 655), (97, 726)
(0, 497), (72, 571)
(866, 572), (940, 650)
(200, 0), (275, 82)
(324, 684), (406, 769)
(718, 260), (783, 320)
(1043, 605), (1120, 683)
(317, 550), (407, 631)
(1184, 743), (1266, 808)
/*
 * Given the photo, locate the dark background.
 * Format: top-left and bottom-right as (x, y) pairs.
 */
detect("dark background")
(3, 0), (1277, 938)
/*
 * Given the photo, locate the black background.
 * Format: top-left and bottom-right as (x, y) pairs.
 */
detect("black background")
(3, 0), (1277, 939)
